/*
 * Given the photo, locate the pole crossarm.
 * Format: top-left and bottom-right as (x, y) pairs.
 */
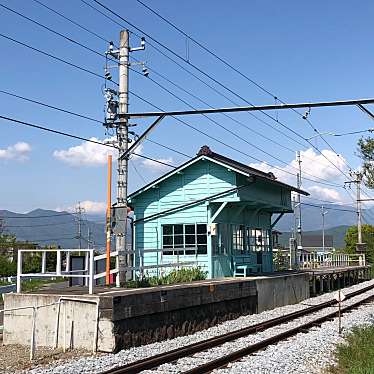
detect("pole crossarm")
(121, 98), (374, 119)
(120, 114), (165, 161)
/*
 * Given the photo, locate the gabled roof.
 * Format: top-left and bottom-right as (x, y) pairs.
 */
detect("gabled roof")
(128, 146), (309, 200)
(302, 235), (334, 248)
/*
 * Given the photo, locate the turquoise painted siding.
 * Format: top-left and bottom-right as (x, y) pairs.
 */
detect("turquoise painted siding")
(132, 160), (238, 277)
(130, 158), (293, 279)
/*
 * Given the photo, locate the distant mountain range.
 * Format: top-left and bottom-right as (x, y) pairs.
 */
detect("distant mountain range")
(274, 203), (366, 232)
(0, 202), (368, 250)
(277, 225), (350, 249)
(0, 209), (106, 249)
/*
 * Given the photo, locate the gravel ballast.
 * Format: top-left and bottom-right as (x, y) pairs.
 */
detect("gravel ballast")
(14, 279), (374, 374)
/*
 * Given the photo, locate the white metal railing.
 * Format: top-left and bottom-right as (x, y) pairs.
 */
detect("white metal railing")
(16, 249), (119, 294)
(298, 252), (366, 269)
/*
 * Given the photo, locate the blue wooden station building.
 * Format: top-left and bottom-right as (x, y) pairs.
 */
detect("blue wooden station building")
(128, 146), (308, 278)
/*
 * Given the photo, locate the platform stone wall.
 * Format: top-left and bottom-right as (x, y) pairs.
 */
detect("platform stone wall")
(3, 274), (310, 353)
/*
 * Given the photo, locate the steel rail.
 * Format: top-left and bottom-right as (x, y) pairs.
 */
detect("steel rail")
(101, 282), (374, 374)
(185, 292), (374, 374)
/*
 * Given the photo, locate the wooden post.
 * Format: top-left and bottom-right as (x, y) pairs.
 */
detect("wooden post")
(106, 155), (112, 286)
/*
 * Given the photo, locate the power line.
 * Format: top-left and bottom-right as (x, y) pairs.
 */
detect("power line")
(0, 89), (101, 124)
(6, 221), (75, 228)
(0, 33), (105, 81)
(30, 0), (112, 44)
(87, 0), (359, 187)
(0, 212), (75, 219)
(301, 202), (356, 213)
(8, 0), (332, 179)
(2, 2), (355, 191)
(0, 115), (116, 148)
(0, 114), (176, 168)
(83, 0), (311, 150)
(138, 72), (346, 187)
(134, 0), (288, 103)
(130, 89), (343, 189)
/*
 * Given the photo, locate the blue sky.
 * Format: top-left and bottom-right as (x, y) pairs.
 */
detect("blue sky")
(1, 0), (374, 215)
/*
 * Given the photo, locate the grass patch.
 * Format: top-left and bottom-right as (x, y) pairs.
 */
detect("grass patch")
(329, 325), (374, 374)
(125, 267), (207, 288)
(21, 277), (65, 292)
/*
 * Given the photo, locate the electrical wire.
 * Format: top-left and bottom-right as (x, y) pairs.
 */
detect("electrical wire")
(0, 114), (176, 168)
(130, 89), (344, 188)
(134, 70), (346, 187)
(5, 2), (350, 189)
(2, 2), (364, 195)
(0, 89), (101, 124)
(301, 202), (356, 213)
(5, 221), (75, 228)
(0, 212), (75, 219)
(86, 0), (357, 187)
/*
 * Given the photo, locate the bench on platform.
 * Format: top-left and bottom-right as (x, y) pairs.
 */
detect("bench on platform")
(233, 256), (262, 277)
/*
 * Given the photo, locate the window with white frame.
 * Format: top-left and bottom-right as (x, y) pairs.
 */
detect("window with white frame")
(232, 225), (245, 254)
(162, 224), (207, 255)
(245, 228), (270, 252)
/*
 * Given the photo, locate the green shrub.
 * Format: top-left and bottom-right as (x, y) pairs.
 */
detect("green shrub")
(125, 267), (207, 288)
(329, 325), (374, 374)
(0, 255), (16, 277)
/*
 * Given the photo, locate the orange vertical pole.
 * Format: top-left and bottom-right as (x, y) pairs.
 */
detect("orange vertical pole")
(105, 154), (112, 285)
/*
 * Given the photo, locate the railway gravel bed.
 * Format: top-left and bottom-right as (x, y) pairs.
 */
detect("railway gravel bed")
(15, 280), (374, 374)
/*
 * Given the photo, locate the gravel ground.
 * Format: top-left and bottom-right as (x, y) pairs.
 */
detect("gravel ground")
(10, 280), (374, 374)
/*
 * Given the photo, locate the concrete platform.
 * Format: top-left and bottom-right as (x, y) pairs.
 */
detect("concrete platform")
(3, 272), (309, 352)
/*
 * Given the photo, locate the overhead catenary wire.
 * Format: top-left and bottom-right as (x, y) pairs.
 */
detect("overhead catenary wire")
(0, 4), (304, 167)
(86, 0), (360, 189)
(7, 1), (353, 190)
(131, 69), (347, 187)
(2, 2), (367, 198)
(130, 89), (344, 189)
(80, 0), (310, 150)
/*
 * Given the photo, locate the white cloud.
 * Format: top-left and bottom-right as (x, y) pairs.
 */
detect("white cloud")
(292, 148), (347, 181)
(308, 185), (343, 202)
(249, 148), (347, 186)
(57, 200), (106, 214)
(0, 142), (31, 161)
(249, 148), (350, 204)
(53, 137), (117, 166)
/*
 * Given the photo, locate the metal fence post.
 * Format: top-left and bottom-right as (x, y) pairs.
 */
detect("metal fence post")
(30, 307), (36, 360)
(56, 250), (61, 276)
(41, 251), (46, 274)
(89, 249), (94, 294)
(17, 250), (22, 293)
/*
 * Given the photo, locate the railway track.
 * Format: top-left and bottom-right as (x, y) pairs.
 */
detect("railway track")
(102, 283), (374, 374)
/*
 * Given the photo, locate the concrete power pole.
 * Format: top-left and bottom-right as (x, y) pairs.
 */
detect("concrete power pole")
(75, 202), (85, 251)
(104, 31), (146, 286)
(296, 151), (303, 250)
(117, 30), (130, 286)
(354, 172), (363, 246)
(346, 171), (364, 251)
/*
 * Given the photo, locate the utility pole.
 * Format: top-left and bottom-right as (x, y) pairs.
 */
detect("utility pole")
(296, 151), (303, 249)
(75, 202), (85, 251)
(117, 30), (130, 286)
(321, 206), (328, 252)
(104, 31), (146, 286)
(345, 171), (364, 251)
